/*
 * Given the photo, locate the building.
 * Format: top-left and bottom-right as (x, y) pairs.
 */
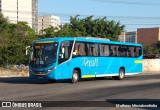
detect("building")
(38, 15), (60, 34)
(125, 31), (137, 43)
(0, 0), (38, 33)
(118, 31), (126, 42)
(137, 28), (160, 45)
(118, 31), (137, 43)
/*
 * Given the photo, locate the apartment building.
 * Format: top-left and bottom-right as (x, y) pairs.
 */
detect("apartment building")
(126, 31), (137, 43)
(118, 31), (137, 43)
(38, 15), (60, 34)
(0, 0), (38, 33)
(118, 31), (126, 42)
(137, 28), (160, 45)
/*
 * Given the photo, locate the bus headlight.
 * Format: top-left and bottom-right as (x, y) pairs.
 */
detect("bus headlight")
(48, 67), (56, 72)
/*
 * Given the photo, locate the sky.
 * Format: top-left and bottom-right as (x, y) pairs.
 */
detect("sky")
(38, 0), (160, 31)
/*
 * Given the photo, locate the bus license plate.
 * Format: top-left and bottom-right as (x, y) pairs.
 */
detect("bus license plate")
(38, 76), (44, 79)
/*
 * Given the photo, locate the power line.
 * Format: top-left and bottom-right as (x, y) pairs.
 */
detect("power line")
(2, 9), (160, 19)
(2, 10), (160, 31)
(39, 11), (160, 19)
(125, 24), (160, 26)
(92, 0), (160, 6)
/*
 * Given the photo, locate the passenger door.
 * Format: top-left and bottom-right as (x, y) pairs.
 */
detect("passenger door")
(56, 41), (73, 79)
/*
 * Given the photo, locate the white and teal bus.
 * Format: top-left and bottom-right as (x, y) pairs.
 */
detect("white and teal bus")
(28, 37), (143, 83)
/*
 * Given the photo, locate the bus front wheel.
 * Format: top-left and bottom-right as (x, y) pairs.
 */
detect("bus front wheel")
(71, 69), (79, 83)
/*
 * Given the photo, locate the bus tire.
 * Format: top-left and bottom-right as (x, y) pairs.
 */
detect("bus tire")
(118, 69), (125, 80)
(71, 69), (79, 83)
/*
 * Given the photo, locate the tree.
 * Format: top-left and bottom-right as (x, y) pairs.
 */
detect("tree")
(7, 22), (37, 65)
(0, 13), (11, 66)
(39, 26), (59, 38)
(143, 43), (160, 55)
(57, 16), (125, 41)
(41, 15), (125, 41)
(0, 13), (11, 47)
(0, 13), (38, 67)
(157, 41), (160, 48)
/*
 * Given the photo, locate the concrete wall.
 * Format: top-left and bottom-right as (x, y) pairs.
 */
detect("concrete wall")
(143, 59), (160, 73)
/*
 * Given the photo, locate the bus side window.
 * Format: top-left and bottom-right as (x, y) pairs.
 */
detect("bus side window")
(73, 42), (79, 56)
(92, 44), (98, 56)
(79, 43), (86, 56)
(133, 47), (137, 57)
(109, 45), (114, 56)
(86, 43), (91, 56)
(136, 47), (141, 57)
(115, 46), (119, 56)
(126, 47), (130, 57)
(139, 47), (142, 57)
(99, 44), (104, 56)
(111, 45), (119, 57)
(111, 45), (115, 56)
(73, 42), (86, 56)
(104, 44), (109, 56)
(99, 44), (109, 56)
(58, 41), (73, 64)
(120, 46), (127, 57)
(88, 43), (99, 56)
(128, 47), (131, 57)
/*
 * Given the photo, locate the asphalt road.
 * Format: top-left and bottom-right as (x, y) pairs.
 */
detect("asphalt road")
(0, 73), (160, 110)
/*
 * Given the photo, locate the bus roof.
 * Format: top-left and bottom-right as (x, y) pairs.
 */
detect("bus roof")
(34, 37), (142, 46)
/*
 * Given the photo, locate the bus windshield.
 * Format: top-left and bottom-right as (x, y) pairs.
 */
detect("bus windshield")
(30, 42), (58, 67)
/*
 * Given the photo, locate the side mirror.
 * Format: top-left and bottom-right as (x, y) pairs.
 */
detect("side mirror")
(26, 46), (31, 55)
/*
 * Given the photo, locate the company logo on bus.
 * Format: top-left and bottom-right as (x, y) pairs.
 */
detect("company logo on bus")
(81, 58), (99, 67)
